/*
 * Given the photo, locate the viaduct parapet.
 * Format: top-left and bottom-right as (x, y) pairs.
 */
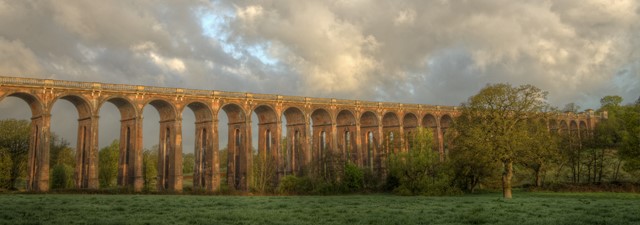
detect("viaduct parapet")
(0, 76), (602, 192)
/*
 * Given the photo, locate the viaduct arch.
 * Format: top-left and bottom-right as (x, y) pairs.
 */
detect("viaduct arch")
(0, 76), (602, 192)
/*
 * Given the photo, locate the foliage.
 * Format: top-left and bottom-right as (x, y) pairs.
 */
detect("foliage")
(49, 134), (74, 167)
(277, 175), (313, 194)
(99, 140), (119, 188)
(0, 119), (30, 190)
(342, 162), (364, 192)
(143, 146), (158, 191)
(182, 153), (195, 175)
(452, 83), (549, 198)
(556, 96), (640, 184)
(448, 124), (502, 192)
(50, 163), (74, 189)
(388, 127), (455, 195)
(218, 148), (228, 186)
(618, 100), (640, 173)
(251, 152), (277, 193)
(0, 148), (12, 189)
(48, 134), (75, 189)
(518, 118), (560, 187)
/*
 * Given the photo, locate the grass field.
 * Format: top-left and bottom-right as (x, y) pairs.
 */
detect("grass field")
(0, 191), (638, 225)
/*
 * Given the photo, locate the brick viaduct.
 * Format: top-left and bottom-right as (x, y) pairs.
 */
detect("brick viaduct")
(0, 76), (602, 192)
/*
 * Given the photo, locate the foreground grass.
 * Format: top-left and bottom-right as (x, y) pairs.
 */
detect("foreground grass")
(0, 191), (638, 225)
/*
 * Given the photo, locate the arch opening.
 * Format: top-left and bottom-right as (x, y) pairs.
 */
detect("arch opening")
(311, 108), (332, 179)
(98, 97), (140, 191)
(0, 93), (42, 191)
(142, 99), (181, 192)
(283, 107), (306, 176)
(360, 111), (378, 171)
(403, 113), (418, 152)
(182, 101), (215, 191)
(440, 115), (453, 157)
(337, 110), (356, 164)
(382, 112), (400, 155)
(51, 94), (95, 190)
(219, 103), (249, 191)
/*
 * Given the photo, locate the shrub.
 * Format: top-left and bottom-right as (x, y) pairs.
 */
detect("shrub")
(342, 162), (364, 192)
(99, 141), (119, 188)
(278, 175), (313, 194)
(0, 149), (12, 189)
(388, 127), (460, 195)
(51, 163), (73, 189)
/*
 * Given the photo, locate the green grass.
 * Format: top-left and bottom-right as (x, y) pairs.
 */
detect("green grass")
(0, 191), (638, 225)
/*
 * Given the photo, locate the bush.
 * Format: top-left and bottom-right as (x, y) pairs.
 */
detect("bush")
(388, 127), (460, 195)
(278, 175), (313, 194)
(99, 140), (119, 188)
(51, 163), (73, 189)
(342, 162), (364, 192)
(0, 149), (12, 189)
(143, 148), (158, 192)
(251, 154), (277, 194)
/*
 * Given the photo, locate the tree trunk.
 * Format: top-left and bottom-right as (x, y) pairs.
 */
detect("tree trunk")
(614, 158), (622, 181)
(598, 149), (605, 183)
(576, 154), (581, 183)
(502, 160), (513, 199)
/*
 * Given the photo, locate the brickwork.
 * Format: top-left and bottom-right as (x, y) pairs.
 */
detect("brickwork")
(0, 76), (601, 192)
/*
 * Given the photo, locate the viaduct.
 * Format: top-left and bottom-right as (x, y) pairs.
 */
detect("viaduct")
(0, 76), (602, 192)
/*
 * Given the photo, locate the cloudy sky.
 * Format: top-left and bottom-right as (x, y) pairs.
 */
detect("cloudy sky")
(1, 0), (639, 151)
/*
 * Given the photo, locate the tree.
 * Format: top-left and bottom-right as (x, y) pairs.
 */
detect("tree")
(563, 103), (581, 113)
(600, 96), (623, 110)
(618, 99), (640, 175)
(0, 119), (30, 190)
(143, 146), (158, 191)
(251, 150), (277, 193)
(388, 127), (451, 195)
(0, 148), (12, 189)
(519, 118), (560, 187)
(584, 95), (640, 182)
(183, 153), (195, 175)
(453, 83), (549, 199)
(49, 134), (74, 167)
(49, 134), (75, 189)
(99, 140), (119, 188)
(449, 113), (504, 193)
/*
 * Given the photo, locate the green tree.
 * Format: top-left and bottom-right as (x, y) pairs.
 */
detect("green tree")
(49, 134), (74, 167)
(49, 134), (75, 189)
(388, 127), (451, 195)
(617, 98), (640, 176)
(183, 152), (195, 175)
(143, 146), (158, 191)
(0, 119), (30, 190)
(0, 148), (12, 189)
(50, 163), (73, 189)
(99, 140), (119, 188)
(251, 151), (277, 193)
(584, 95), (640, 182)
(453, 83), (549, 199)
(219, 147), (228, 186)
(519, 118), (560, 187)
(448, 123), (501, 192)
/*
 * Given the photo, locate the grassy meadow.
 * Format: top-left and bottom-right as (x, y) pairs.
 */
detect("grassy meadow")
(0, 191), (638, 225)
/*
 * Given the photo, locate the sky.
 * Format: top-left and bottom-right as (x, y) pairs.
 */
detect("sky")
(1, 0), (639, 151)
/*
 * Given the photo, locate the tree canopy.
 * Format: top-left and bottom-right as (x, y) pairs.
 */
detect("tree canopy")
(452, 83), (549, 199)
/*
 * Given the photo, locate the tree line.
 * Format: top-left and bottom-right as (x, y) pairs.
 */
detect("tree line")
(1, 83), (639, 199)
